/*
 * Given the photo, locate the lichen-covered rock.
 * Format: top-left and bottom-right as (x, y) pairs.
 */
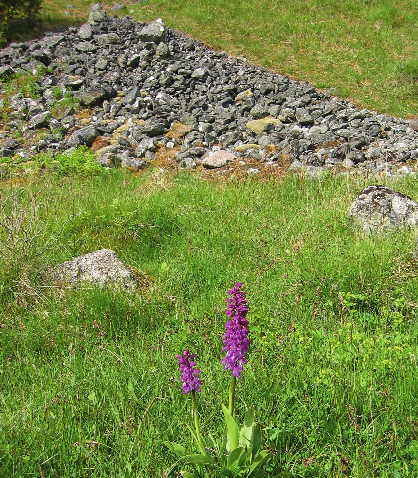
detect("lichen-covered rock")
(246, 117), (282, 135)
(349, 185), (418, 233)
(49, 249), (136, 289)
(138, 20), (167, 43)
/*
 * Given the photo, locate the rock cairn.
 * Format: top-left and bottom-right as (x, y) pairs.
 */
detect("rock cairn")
(2, 4), (418, 176)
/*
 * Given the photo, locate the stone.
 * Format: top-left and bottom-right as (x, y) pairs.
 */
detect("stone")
(94, 33), (120, 46)
(0, 65), (15, 80)
(48, 249), (137, 289)
(156, 42), (170, 58)
(191, 67), (209, 81)
(202, 150), (237, 169)
(138, 20), (167, 43)
(121, 155), (148, 169)
(235, 144), (260, 152)
(349, 185), (418, 233)
(111, 3), (126, 10)
(75, 87), (116, 106)
(88, 6), (107, 25)
(29, 111), (51, 129)
(247, 168), (260, 176)
(142, 120), (168, 137)
(246, 117), (282, 135)
(122, 87), (141, 105)
(78, 23), (92, 40)
(179, 157), (196, 169)
(61, 116), (75, 130)
(70, 125), (99, 147)
(97, 151), (118, 167)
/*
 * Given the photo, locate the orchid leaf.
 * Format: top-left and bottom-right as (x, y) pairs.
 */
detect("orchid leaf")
(239, 407), (255, 450)
(181, 453), (215, 465)
(227, 446), (247, 469)
(247, 450), (271, 477)
(186, 424), (208, 457)
(164, 441), (187, 457)
(222, 404), (239, 452)
(251, 424), (262, 459)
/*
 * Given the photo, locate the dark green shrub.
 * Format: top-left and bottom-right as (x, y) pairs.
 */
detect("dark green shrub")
(0, 0), (42, 45)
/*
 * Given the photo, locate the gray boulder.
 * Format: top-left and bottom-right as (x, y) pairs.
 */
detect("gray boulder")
(349, 185), (418, 233)
(70, 125), (99, 147)
(29, 111), (51, 129)
(48, 249), (136, 289)
(88, 4), (108, 25)
(138, 20), (167, 43)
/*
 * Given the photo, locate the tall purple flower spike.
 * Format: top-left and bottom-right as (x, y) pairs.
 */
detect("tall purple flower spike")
(177, 349), (203, 394)
(222, 282), (250, 378)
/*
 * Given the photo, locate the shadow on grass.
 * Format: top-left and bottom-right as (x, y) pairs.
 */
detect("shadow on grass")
(0, 13), (85, 47)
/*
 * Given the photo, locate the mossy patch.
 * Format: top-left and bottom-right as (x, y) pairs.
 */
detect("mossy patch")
(246, 117), (282, 135)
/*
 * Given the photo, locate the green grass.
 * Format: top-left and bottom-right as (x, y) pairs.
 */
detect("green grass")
(1, 170), (418, 476)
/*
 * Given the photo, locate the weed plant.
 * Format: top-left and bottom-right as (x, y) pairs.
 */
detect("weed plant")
(1, 170), (418, 476)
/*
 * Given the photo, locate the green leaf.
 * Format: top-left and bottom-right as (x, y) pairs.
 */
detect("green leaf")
(181, 454), (215, 465)
(180, 473), (196, 478)
(239, 407), (255, 450)
(227, 446), (247, 469)
(222, 404), (239, 452)
(247, 450), (271, 477)
(186, 424), (208, 456)
(164, 441), (187, 457)
(251, 425), (262, 458)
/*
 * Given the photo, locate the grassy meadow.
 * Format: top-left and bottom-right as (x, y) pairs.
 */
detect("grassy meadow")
(1, 0), (418, 476)
(3, 0), (418, 117)
(1, 167), (418, 477)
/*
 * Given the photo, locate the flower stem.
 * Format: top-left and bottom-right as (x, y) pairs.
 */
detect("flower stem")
(228, 375), (236, 418)
(192, 390), (206, 456)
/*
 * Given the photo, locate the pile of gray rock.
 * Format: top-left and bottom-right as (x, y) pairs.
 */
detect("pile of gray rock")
(1, 4), (418, 176)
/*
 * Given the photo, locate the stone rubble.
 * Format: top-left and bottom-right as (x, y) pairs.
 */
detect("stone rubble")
(1, 4), (418, 177)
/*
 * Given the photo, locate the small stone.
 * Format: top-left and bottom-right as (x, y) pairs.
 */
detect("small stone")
(70, 125), (99, 147)
(88, 7), (107, 25)
(179, 157), (196, 169)
(156, 43), (170, 58)
(29, 111), (51, 129)
(246, 117), (282, 135)
(342, 157), (354, 168)
(48, 249), (136, 289)
(121, 154), (148, 170)
(347, 151), (366, 164)
(138, 20), (167, 43)
(247, 168), (260, 176)
(0, 66), (15, 80)
(202, 150), (237, 169)
(111, 3), (126, 10)
(78, 23), (92, 40)
(191, 67), (209, 81)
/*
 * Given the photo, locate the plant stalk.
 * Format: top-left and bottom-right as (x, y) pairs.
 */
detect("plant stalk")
(192, 390), (207, 456)
(228, 375), (236, 418)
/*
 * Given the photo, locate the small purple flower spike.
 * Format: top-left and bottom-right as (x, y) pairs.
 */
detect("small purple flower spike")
(177, 349), (203, 394)
(222, 282), (250, 378)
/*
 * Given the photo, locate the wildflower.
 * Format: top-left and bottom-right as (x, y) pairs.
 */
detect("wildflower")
(177, 349), (203, 394)
(222, 282), (250, 378)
